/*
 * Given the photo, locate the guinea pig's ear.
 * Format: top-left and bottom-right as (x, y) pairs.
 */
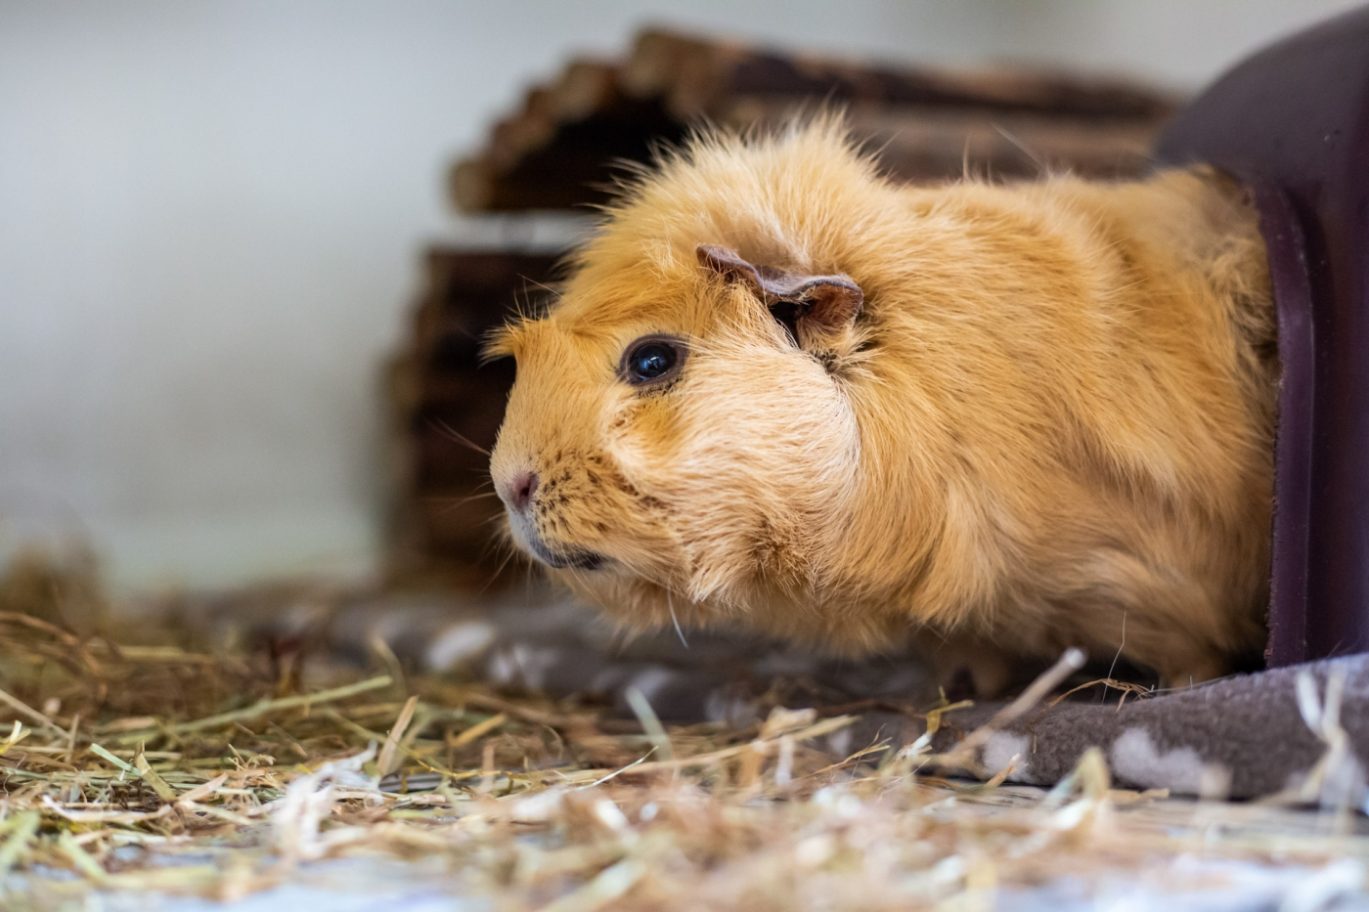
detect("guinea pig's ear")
(696, 244), (863, 348)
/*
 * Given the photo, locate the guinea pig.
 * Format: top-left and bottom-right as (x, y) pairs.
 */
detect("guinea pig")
(486, 117), (1277, 695)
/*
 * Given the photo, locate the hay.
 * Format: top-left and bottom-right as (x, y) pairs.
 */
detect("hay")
(1, 565), (1367, 909)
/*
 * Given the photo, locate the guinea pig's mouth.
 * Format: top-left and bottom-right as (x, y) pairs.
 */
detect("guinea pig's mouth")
(510, 518), (607, 570)
(529, 538), (607, 571)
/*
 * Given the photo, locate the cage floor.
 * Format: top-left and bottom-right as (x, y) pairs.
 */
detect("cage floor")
(1, 562), (1366, 910)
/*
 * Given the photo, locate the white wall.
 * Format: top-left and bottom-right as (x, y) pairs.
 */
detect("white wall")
(1, 0), (1361, 588)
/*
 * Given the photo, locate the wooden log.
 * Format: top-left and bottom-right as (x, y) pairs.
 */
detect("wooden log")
(455, 97), (1163, 211)
(386, 249), (565, 585)
(451, 99), (688, 213)
(420, 248), (562, 296)
(452, 157), (608, 212)
(486, 87), (558, 171)
(620, 29), (707, 97)
(388, 355), (515, 427)
(402, 249), (560, 406)
(384, 495), (512, 589)
(486, 61), (637, 173)
(625, 27), (1175, 121)
(411, 250), (561, 346)
(455, 28), (1175, 213)
(384, 371), (514, 584)
(552, 59), (624, 122)
(720, 99), (1161, 180)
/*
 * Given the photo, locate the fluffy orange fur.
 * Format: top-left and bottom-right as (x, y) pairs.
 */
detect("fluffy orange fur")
(488, 118), (1277, 692)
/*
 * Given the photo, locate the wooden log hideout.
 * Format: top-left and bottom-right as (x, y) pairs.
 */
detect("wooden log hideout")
(386, 28), (1177, 586)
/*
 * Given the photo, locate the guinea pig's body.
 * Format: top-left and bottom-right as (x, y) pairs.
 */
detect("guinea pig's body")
(489, 120), (1276, 693)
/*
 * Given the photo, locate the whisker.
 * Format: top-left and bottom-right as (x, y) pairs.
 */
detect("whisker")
(1101, 611), (1127, 704)
(433, 491), (502, 515)
(518, 274), (562, 299)
(993, 124), (1047, 176)
(430, 419), (491, 457)
(667, 589), (689, 649)
(478, 543), (522, 597)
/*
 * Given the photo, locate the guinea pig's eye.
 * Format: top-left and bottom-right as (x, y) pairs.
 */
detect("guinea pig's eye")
(619, 335), (686, 386)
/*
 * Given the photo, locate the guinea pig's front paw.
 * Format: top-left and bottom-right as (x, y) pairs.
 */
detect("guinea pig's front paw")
(921, 633), (1015, 700)
(1157, 654), (1230, 691)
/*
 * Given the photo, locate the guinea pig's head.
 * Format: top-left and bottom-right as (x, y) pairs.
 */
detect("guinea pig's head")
(487, 121), (885, 633)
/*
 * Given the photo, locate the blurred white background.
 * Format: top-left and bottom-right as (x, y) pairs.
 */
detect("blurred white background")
(1, 0), (1361, 589)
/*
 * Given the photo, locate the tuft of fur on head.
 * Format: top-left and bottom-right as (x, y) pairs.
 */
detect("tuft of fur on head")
(487, 114), (1277, 690)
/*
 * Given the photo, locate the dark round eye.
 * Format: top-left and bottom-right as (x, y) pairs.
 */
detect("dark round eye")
(620, 336), (685, 385)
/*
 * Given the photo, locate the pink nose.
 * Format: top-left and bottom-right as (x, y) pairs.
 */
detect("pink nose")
(506, 471), (539, 512)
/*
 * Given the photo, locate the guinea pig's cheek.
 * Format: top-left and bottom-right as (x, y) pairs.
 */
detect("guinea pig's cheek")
(602, 420), (643, 477)
(603, 405), (684, 490)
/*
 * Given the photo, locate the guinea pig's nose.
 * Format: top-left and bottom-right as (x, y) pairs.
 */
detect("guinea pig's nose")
(506, 470), (539, 512)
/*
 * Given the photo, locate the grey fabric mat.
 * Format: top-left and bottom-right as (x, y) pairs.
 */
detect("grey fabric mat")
(199, 588), (1369, 808)
(916, 653), (1369, 804)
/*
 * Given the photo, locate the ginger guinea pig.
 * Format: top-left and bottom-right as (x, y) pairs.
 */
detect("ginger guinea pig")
(487, 119), (1277, 694)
